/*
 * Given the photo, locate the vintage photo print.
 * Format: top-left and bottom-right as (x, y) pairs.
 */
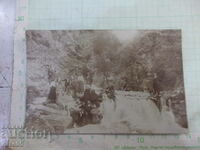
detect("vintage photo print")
(25, 30), (188, 134)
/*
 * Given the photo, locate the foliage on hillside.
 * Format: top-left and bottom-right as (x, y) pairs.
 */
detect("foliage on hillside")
(26, 30), (184, 94)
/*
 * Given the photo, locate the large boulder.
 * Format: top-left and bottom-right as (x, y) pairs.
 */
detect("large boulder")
(25, 104), (73, 133)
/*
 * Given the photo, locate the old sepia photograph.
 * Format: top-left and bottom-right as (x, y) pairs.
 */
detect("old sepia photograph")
(25, 30), (188, 134)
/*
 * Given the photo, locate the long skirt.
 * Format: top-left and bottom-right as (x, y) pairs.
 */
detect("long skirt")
(48, 86), (57, 103)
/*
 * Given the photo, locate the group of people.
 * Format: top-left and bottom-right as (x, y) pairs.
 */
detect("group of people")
(68, 80), (117, 127)
(47, 67), (161, 111)
(70, 88), (103, 127)
(45, 66), (117, 127)
(46, 76), (84, 104)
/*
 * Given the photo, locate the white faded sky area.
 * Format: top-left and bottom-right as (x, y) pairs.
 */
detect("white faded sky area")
(111, 30), (139, 43)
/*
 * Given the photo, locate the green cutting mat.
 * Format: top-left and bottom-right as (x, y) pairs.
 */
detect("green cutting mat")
(27, 0), (200, 132)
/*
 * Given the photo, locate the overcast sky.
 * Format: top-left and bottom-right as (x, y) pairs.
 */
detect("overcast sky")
(111, 30), (139, 43)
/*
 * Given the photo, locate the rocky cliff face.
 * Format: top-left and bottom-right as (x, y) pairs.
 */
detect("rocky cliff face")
(126, 30), (183, 91)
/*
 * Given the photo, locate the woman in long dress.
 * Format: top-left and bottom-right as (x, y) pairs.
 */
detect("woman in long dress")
(47, 81), (57, 103)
